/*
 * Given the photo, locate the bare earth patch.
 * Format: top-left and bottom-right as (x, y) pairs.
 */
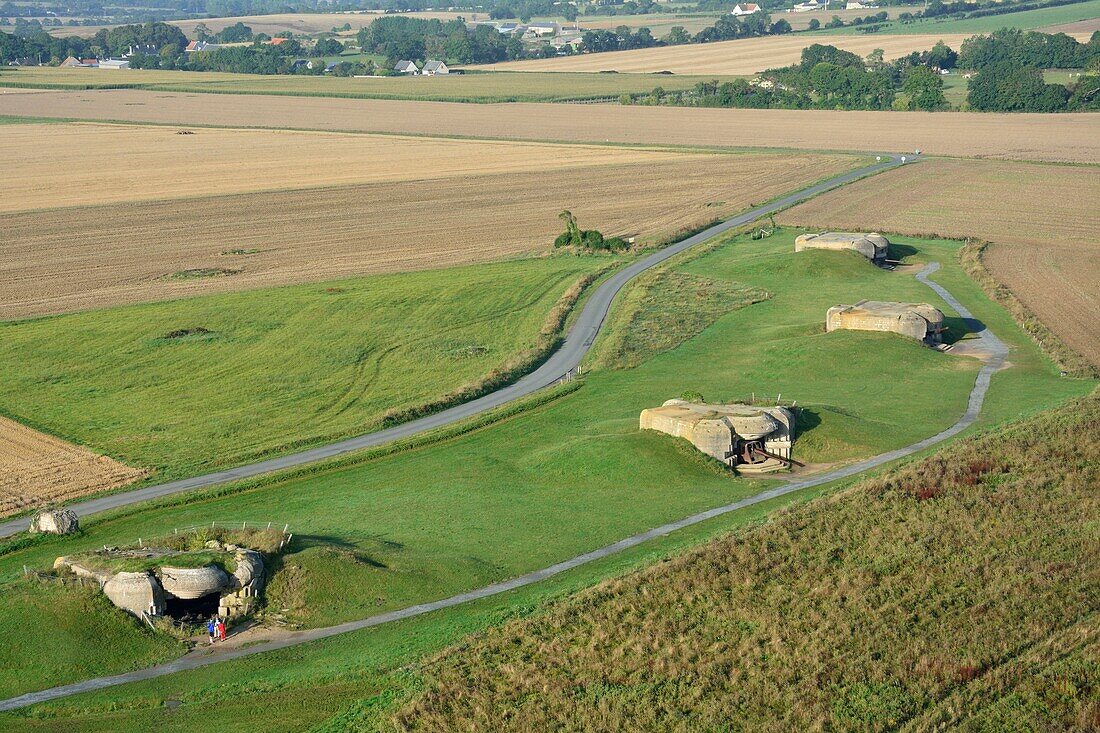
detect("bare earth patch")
(780, 157), (1100, 368)
(0, 415), (147, 517)
(1, 90), (1095, 163)
(0, 149), (854, 318)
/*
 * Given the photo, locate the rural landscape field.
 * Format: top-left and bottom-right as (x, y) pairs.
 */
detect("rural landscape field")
(0, 1), (1098, 730)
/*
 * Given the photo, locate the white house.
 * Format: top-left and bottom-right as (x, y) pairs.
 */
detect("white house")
(845, 0), (876, 8)
(422, 59), (449, 75)
(393, 60), (419, 74)
(525, 22), (558, 36)
(730, 3), (762, 15)
(791, 0), (823, 11)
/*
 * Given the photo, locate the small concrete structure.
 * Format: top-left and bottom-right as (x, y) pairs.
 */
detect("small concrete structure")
(104, 571), (166, 617)
(795, 231), (890, 265)
(827, 300), (945, 344)
(640, 399), (795, 473)
(160, 565), (229, 600)
(54, 541), (268, 620)
(29, 508), (79, 535)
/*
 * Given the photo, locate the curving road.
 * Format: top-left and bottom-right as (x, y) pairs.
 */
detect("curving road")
(0, 259), (1008, 713)
(0, 154), (908, 541)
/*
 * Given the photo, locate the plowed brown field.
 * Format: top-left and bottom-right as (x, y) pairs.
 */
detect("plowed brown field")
(472, 33), (977, 74)
(0, 416), (146, 517)
(1, 148), (855, 319)
(0, 123), (698, 213)
(780, 158), (1100, 367)
(2, 89), (1096, 163)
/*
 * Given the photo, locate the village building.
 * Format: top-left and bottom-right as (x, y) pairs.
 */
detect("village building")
(640, 399), (796, 473)
(795, 231), (890, 265)
(826, 301), (946, 344)
(422, 59), (449, 75)
(730, 3), (762, 15)
(98, 58), (131, 70)
(393, 59), (419, 74)
(185, 40), (219, 53)
(525, 22), (559, 37)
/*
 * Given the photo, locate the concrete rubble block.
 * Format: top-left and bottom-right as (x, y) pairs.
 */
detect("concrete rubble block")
(795, 231), (890, 264)
(826, 300), (945, 344)
(104, 571), (166, 617)
(29, 509), (79, 535)
(53, 556), (113, 585)
(159, 565), (229, 599)
(640, 399), (795, 473)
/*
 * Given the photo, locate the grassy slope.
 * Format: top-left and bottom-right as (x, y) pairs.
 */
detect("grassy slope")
(0, 257), (601, 481)
(0, 230), (1090, 722)
(0, 67), (740, 102)
(392, 392), (1100, 732)
(0, 583), (185, 700)
(824, 0), (1100, 35)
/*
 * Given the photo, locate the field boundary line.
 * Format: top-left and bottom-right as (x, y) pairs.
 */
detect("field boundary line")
(0, 259), (1010, 713)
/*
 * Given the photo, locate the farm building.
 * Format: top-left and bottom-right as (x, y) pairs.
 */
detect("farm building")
(826, 300), (945, 344)
(730, 3), (762, 14)
(640, 399), (795, 473)
(394, 60), (419, 74)
(795, 231), (889, 265)
(422, 60), (450, 75)
(98, 58), (130, 70)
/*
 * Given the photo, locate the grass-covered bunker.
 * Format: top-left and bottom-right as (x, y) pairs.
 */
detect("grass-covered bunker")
(640, 399), (795, 473)
(827, 300), (945, 344)
(795, 231), (889, 265)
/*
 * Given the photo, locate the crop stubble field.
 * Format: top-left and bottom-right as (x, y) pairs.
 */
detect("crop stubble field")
(473, 33), (980, 73)
(2, 89), (1097, 163)
(0, 123), (702, 212)
(0, 122), (857, 318)
(781, 158), (1100, 367)
(0, 416), (146, 517)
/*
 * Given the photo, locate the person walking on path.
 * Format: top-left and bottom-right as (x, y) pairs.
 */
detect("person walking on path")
(216, 617), (226, 642)
(207, 616), (217, 645)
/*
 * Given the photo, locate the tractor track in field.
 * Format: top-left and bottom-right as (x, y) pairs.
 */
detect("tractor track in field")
(0, 154), (1014, 714)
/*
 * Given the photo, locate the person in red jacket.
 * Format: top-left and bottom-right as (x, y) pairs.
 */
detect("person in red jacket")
(216, 617), (226, 642)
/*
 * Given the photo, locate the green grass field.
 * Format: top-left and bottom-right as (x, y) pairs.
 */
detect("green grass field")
(0, 228), (1090, 723)
(0, 257), (603, 482)
(0, 66), (741, 102)
(825, 0), (1100, 35)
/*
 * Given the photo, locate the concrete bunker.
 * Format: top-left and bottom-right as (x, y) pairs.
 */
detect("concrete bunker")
(640, 399), (795, 473)
(826, 300), (945, 344)
(51, 528), (285, 622)
(795, 231), (890, 265)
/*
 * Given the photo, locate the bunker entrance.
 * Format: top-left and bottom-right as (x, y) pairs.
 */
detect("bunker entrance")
(164, 593), (221, 623)
(737, 440), (768, 465)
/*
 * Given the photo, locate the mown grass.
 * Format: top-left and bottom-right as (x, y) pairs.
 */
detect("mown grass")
(0, 67), (741, 103)
(824, 0), (1100, 35)
(392, 390), (1100, 731)
(0, 257), (603, 481)
(0, 228), (1095, 726)
(0, 582), (185, 700)
(0, 229), (1090, 718)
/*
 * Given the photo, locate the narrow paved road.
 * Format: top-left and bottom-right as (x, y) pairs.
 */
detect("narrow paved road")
(0, 251), (1011, 714)
(0, 154), (907, 540)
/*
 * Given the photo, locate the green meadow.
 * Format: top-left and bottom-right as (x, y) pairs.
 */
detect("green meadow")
(0, 228), (1090, 719)
(0, 257), (602, 482)
(826, 0), (1100, 35)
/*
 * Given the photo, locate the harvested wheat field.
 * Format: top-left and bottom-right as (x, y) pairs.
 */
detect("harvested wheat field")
(0, 150), (855, 318)
(781, 157), (1100, 367)
(473, 33), (977, 74)
(0, 415), (146, 517)
(3, 90), (1096, 163)
(0, 123), (697, 213)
